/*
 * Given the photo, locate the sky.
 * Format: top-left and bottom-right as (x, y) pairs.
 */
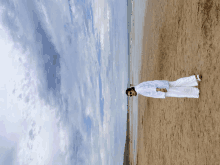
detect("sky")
(0, 0), (128, 164)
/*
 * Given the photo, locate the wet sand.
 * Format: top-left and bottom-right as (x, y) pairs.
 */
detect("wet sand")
(123, 107), (130, 165)
(136, 0), (220, 164)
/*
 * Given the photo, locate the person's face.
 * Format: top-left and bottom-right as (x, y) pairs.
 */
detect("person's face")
(128, 89), (137, 97)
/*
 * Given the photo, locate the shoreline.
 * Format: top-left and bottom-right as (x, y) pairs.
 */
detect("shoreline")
(127, 0), (149, 164)
(123, 100), (130, 165)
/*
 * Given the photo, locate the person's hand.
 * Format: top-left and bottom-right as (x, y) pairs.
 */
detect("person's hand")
(161, 88), (167, 92)
(156, 88), (167, 92)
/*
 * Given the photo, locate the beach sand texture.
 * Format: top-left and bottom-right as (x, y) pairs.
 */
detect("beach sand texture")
(135, 0), (220, 164)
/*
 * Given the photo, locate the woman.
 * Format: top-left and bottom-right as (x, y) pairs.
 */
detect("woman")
(126, 75), (202, 98)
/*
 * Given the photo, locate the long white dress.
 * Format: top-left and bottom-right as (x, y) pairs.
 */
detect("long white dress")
(166, 75), (200, 98)
(134, 75), (200, 99)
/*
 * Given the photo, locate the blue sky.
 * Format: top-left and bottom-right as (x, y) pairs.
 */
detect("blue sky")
(0, 0), (128, 164)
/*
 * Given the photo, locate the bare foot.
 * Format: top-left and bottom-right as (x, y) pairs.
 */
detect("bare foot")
(194, 74), (202, 81)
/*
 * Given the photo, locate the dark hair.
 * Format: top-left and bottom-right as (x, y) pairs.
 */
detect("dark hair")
(126, 87), (135, 96)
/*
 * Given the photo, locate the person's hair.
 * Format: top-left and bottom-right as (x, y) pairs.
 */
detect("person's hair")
(126, 87), (135, 96)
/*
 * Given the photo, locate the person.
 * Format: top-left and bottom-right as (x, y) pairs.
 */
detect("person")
(126, 75), (202, 98)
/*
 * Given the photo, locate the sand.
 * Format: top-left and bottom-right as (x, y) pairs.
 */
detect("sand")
(135, 0), (220, 164)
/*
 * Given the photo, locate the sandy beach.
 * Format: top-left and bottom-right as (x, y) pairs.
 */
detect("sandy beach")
(134, 0), (220, 164)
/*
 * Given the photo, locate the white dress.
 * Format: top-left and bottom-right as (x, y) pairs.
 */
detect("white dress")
(135, 80), (170, 99)
(166, 75), (200, 98)
(134, 75), (200, 99)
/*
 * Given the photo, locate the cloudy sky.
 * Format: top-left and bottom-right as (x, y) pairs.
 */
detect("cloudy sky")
(0, 0), (128, 164)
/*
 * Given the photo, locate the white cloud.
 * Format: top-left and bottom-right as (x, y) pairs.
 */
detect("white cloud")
(92, 0), (111, 50)
(0, 25), (62, 165)
(85, 99), (93, 117)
